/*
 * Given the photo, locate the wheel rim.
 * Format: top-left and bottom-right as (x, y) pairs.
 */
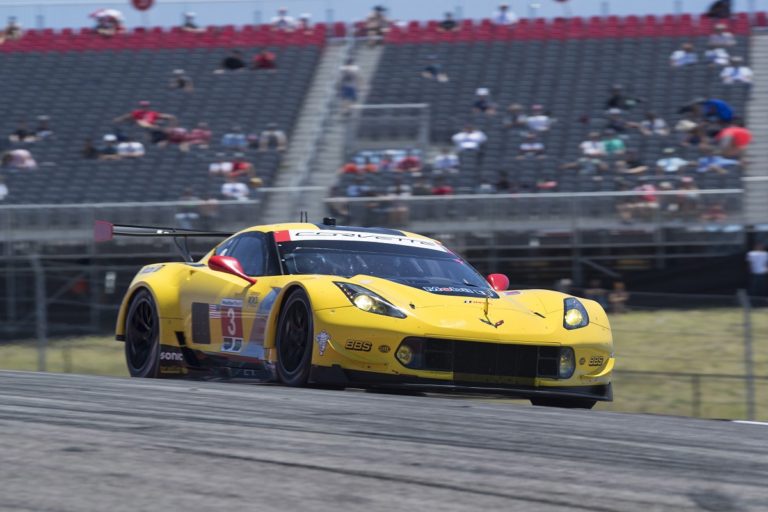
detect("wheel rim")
(126, 297), (157, 371)
(279, 300), (310, 374)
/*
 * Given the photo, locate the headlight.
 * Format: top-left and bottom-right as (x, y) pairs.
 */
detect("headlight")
(563, 298), (589, 330)
(559, 347), (575, 378)
(335, 282), (406, 319)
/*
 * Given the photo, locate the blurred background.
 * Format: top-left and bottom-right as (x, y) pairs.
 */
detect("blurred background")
(0, 0), (766, 420)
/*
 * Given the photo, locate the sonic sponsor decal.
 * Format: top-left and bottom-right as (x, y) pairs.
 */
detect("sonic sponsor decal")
(316, 330), (330, 356)
(160, 351), (183, 362)
(275, 230), (449, 252)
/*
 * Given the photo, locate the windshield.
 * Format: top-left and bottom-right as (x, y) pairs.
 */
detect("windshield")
(276, 233), (496, 298)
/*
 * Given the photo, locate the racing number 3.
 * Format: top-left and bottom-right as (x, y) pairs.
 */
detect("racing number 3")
(221, 306), (243, 338)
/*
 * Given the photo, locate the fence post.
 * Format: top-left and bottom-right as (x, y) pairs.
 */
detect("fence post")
(29, 255), (47, 372)
(692, 374), (701, 418)
(737, 289), (755, 421)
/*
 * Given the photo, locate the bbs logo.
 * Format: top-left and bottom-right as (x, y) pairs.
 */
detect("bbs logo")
(588, 356), (604, 367)
(345, 340), (372, 352)
(160, 351), (183, 362)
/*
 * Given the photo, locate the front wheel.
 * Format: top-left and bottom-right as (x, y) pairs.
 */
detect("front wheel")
(276, 289), (314, 387)
(530, 397), (597, 409)
(124, 289), (160, 378)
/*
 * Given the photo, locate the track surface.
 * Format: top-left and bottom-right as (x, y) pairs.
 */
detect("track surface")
(0, 372), (766, 511)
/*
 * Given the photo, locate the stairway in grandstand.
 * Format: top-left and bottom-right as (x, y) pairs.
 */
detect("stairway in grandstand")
(0, 28), (323, 208)
(745, 29), (768, 225)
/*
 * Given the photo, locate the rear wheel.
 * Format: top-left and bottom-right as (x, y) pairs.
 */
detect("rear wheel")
(276, 289), (313, 387)
(530, 398), (597, 409)
(124, 289), (160, 378)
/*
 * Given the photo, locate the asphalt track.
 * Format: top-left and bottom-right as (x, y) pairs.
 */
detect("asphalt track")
(0, 372), (767, 512)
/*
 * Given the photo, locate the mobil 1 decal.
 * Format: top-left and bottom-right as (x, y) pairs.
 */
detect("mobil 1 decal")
(212, 298), (244, 353)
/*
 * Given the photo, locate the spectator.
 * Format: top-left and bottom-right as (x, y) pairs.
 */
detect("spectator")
(502, 103), (527, 131)
(259, 123), (288, 151)
(339, 58), (360, 114)
(271, 8), (296, 31)
(608, 281), (630, 313)
(705, 46), (731, 66)
(35, 116), (53, 140)
(700, 202), (728, 221)
(9, 121), (35, 143)
(422, 55), (449, 82)
(113, 100), (174, 129)
(584, 280), (608, 309)
(671, 176), (701, 216)
(181, 12), (204, 33)
(472, 87), (497, 116)
(210, 156), (251, 177)
(605, 108), (631, 133)
(221, 175), (250, 200)
(82, 138), (99, 159)
(437, 12), (458, 32)
(562, 156), (609, 176)
(345, 175), (372, 197)
(340, 160), (361, 175)
(579, 132), (606, 157)
(252, 49), (277, 70)
(695, 147), (739, 174)
(603, 129), (625, 155)
(386, 177), (412, 225)
(98, 134), (120, 160)
(708, 23), (736, 48)
(90, 9), (124, 37)
(221, 126), (248, 149)
(217, 50), (246, 72)
(117, 137), (145, 158)
(720, 57), (753, 85)
(670, 43), (698, 67)
(526, 105), (552, 132)
(175, 188), (201, 229)
(517, 132), (545, 158)
(396, 150), (422, 173)
(452, 125), (487, 152)
(2, 148), (36, 169)
(432, 177), (454, 195)
(675, 119), (708, 148)
(656, 147), (690, 173)
(364, 6), (390, 44)
(433, 147), (459, 172)
(614, 150), (648, 174)
(361, 157), (378, 173)
(492, 3), (518, 25)
(680, 97), (734, 123)
(0, 176), (7, 201)
(716, 122), (752, 158)
(746, 243), (768, 297)
(297, 13), (313, 34)
(169, 69), (194, 91)
(0, 16), (22, 43)
(637, 111), (669, 136)
(606, 84), (642, 112)
(185, 122), (212, 150)
(705, 0), (731, 19)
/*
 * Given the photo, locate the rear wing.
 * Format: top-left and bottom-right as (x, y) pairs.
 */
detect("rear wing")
(94, 220), (233, 262)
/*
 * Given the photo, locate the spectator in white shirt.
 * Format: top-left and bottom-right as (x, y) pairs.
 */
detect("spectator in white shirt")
(433, 147), (459, 172)
(637, 111), (670, 136)
(452, 125), (487, 152)
(0, 176), (7, 201)
(221, 175), (250, 200)
(117, 139), (145, 158)
(2, 148), (37, 169)
(517, 132), (545, 158)
(720, 57), (753, 85)
(746, 243), (768, 296)
(656, 147), (690, 173)
(670, 43), (698, 67)
(708, 23), (736, 48)
(579, 132), (606, 157)
(492, 3), (517, 25)
(526, 104), (552, 132)
(705, 47), (730, 66)
(271, 8), (296, 31)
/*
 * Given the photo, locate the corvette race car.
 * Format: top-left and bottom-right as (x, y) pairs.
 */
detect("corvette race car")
(97, 219), (613, 408)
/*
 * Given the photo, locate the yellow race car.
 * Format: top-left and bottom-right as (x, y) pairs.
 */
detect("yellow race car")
(99, 219), (613, 409)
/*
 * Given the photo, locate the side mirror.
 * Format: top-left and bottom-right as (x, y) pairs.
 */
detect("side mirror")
(208, 255), (257, 285)
(486, 273), (510, 291)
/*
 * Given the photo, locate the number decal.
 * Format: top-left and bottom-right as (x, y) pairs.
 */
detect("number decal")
(221, 306), (243, 338)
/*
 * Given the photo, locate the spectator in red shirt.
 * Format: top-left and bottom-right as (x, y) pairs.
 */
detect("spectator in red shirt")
(252, 49), (277, 70)
(716, 122), (751, 158)
(361, 157), (378, 173)
(340, 161), (360, 174)
(397, 150), (422, 173)
(185, 122), (212, 149)
(432, 178), (454, 195)
(113, 101), (174, 129)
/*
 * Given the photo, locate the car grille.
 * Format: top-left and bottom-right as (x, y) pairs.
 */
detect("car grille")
(401, 337), (561, 380)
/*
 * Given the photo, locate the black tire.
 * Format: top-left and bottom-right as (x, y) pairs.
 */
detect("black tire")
(124, 289), (160, 378)
(276, 289), (314, 387)
(530, 397), (597, 409)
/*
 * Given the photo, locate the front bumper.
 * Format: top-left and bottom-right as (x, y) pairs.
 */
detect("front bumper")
(310, 365), (613, 402)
